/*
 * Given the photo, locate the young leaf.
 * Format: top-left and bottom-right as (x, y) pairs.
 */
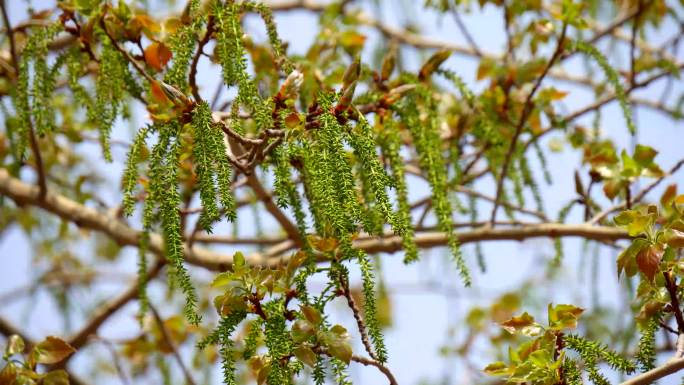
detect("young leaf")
(32, 337), (76, 365)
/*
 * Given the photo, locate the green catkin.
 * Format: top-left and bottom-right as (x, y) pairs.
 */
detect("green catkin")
(241, 1), (293, 73)
(636, 317), (658, 371)
(190, 101), (237, 226)
(13, 40), (31, 161)
(66, 48), (93, 112)
(122, 125), (150, 216)
(399, 89), (471, 286)
(156, 353), (172, 385)
(242, 319), (262, 360)
(518, 153), (545, 214)
(379, 120), (418, 263)
(32, 25), (64, 136)
(468, 195), (486, 273)
(164, 10), (204, 90)
(573, 40), (636, 135)
(299, 142), (330, 236)
(319, 105), (365, 233)
(273, 145), (311, 251)
(214, 0), (270, 129)
(565, 334), (636, 379)
(347, 114), (398, 235)
(312, 356), (326, 385)
(94, 36), (128, 162)
(351, 244), (388, 363)
(510, 158), (525, 208)
(263, 308), (294, 384)
(142, 125), (169, 232)
(437, 69), (475, 106)
(136, 231), (150, 322)
(533, 141), (552, 185)
(562, 358), (582, 385)
(159, 126), (201, 325)
(331, 357), (353, 385)
(11, 24), (61, 160)
(192, 102), (221, 230)
(355, 157), (384, 235)
(217, 312), (248, 385)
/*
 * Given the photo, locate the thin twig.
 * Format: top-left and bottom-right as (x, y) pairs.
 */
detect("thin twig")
(148, 304), (197, 385)
(339, 273), (378, 361)
(189, 16), (215, 102)
(489, 22), (568, 224)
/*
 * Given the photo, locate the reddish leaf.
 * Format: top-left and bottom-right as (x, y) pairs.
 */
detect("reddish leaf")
(661, 184), (678, 207)
(144, 42), (172, 71)
(636, 245), (663, 281)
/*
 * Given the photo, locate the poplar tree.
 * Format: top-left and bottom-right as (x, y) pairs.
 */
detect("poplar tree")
(0, 1), (683, 384)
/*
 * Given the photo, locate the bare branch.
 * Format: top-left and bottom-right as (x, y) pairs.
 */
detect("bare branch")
(620, 357), (684, 385)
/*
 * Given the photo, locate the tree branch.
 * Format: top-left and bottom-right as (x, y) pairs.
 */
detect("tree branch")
(620, 357), (684, 385)
(66, 258), (165, 352)
(0, 168), (633, 271)
(148, 304), (197, 385)
(490, 22), (568, 224)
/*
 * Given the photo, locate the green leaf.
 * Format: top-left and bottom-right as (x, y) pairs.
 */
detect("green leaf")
(326, 339), (352, 364)
(548, 303), (584, 330)
(301, 305), (322, 325)
(483, 361), (511, 376)
(42, 370), (69, 385)
(233, 251), (245, 268)
(617, 238), (649, 278)
(294, 345), (317, 368)
(5, 335), (25, 356)
(291, 320), (315, 343)
(211, 272), (234, 288)
(633, 145), (658, 165)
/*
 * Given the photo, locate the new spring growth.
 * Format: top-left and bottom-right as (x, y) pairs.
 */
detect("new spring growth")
(276, 69), (304, 101)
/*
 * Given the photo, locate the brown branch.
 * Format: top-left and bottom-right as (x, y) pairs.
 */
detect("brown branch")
(0, 167), (245, 271)
(28, 128), (47, 200)
(66, 258), (164, 352)
(99, 14), (155, 85)
(0, 167), (634, 270)
(148, 304), (197, 385)
(350, 354), (398, 385)
(311, 345), (398, 385)
(489, 22), (568, 224)
(451, 9), (482, 57)
(619, 357), (684, 385)
(189, 16), (215, 102)
(664, 271), (684, 333)
(0, 0), (18, 73)
(246, 173), (302, 246)
(339, 274), (378, 361)
(188, 234), (286, 245)
(0, 1), (47, 200)
(523, 61), (684, 162)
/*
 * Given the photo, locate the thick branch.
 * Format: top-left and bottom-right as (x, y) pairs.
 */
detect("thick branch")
(620, 357), (684, 385)
(0, 168), (632, 270)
